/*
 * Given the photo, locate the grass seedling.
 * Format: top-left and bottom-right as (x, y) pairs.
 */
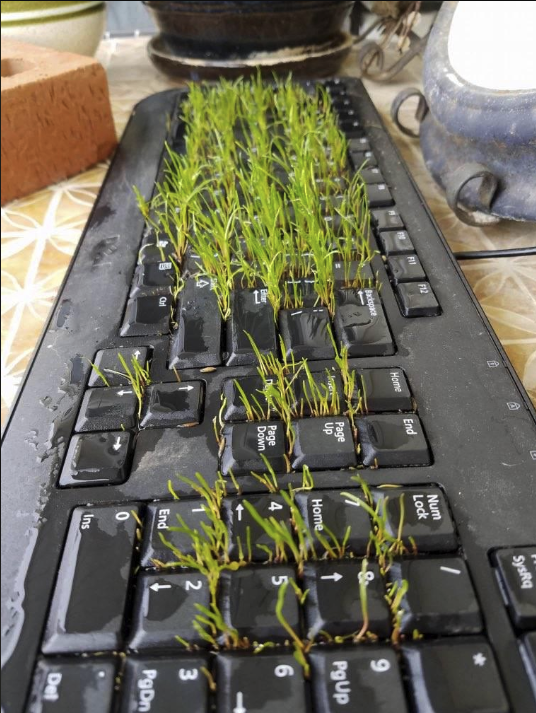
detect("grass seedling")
(117, 353), (151, 418)
(275, 580), (312, 676)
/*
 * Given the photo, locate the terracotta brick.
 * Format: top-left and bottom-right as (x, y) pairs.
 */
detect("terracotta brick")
(1, 39), (116, 205)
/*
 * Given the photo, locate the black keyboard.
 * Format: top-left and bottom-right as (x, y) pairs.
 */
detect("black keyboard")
(2, 77), (535, 713)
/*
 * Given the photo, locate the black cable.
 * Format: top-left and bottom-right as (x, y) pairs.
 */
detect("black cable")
(454, 247), (536, 260)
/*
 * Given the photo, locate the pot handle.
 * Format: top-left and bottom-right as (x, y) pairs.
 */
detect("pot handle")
(391, 88), (428, 138)
(444, 163), (501, 226)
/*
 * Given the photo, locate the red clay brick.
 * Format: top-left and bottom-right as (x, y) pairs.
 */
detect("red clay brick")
(1, 39), (116, 205)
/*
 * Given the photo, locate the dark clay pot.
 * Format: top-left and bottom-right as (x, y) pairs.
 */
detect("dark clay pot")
(143, 1), (355, 59)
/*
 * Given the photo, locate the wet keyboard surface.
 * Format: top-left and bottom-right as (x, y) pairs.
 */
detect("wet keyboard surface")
(2, 78), (535, 713)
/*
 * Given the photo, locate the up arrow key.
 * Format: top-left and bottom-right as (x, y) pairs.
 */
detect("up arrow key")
(234, 692), (247, 713)
(236, 504), (244, 522)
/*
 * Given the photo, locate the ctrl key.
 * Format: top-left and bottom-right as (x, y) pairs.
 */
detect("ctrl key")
(120, 656), (208, 713)
(27, 659), (116, 713)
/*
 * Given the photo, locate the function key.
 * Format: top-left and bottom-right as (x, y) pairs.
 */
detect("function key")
(494, 546), (536, 630)
(372, 207), (405, 232)
(120, 656), (209, 713)
(121, 293), (172, 337)
(396, 281), (441, 317)
(387, 254), (427, 284)
(140, 381), (204, 428)
(27, 659), (116, 713)
(353, 368), (413, 412)
(221, 421), (288, 476)
(75, 387), (138, 432)
(216, 652), (307, 713)
(348, 136), (371, 153)
(403, 639), (509, 713)
(291, 417), (357, 470)
(129, 571), (210, 649)
(378, 230), (415, 255)
(130, 261), (176, 297)
(222, 494), (291, 562)
(303, 560), (390, 639)
(42, 505), (140, 654)
(219, 566), (299, 643)
(310, 647), (408, 712)
(279, 307), (336, 361)
(366, 183), (394, 208)
(357, 414), (431, 467)
(389, 557), (483, 635)
(360, 166), (385, 184)
(372, 487), (457, 552)
(295, 490), (372, 555)
(141, 500), (212, 567)
(88, 347), (149, 387)
(350, 149), (378, 169)
(59, 431), (133, 487)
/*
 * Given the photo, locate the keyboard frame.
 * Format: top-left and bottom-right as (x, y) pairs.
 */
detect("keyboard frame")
(2, 79), (535, 713)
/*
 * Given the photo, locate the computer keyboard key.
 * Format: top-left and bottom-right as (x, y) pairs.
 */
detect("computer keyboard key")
(333, 259), (374, 286)
(27, 659), (116, 713)
(291, 417), (357, 470)
(138, 235), (176, 264)
(59, 431), (133, 487)
(226, 288), (277, 366)
(291, 370), (344, 417)
(371, 208), (405, 232)
(350, 150), (378, 170)
(387, 254), (427, 284)
(334, 288), (395, 357)
(303, 560), (390, 639)
(222, 375), (273, 422)
(130, 261), (176, 297)
(397, 281), (441, 317)
(357, 414), (431, 467)
(521, 632), (536, 691)
(373, 487), (457, 552)
(378, 230), (415, 255)
(219, 565), (299, 643)
(129, 571), (210, 649)
(221, 421), (288, 476)
(168, 277), (222, 369)
(75, 386), (138, 432)
(279, 307), (336, 361)
(42, 505), (140, 653)
(120, 656), (209, 713)
(366, 183), (394, 208)
(295, 490), (371, 554)
(223, 494), (291, 561)
(141, 500), (212, 567)
(217, 652), (307, 713)
(140, 381), (203, 428)
(494, 546), (536, 629)
(121, 294), (172, 337)
(360, 166), (385, 184)
(389, 558), (483, 635)
(403, 639), (509, 713)
(310, 647), (408, 713)
(88, 347), (149, 387)
(348, 136), (371, 152)
(353, 368), (413, 412)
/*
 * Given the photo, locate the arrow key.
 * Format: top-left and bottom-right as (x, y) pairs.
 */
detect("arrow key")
(217, 652), (307, 713)
(88, 347), (149, 387)
(140, 382), (204, 428)
(223, 495), (291, 562)
(129, 572), (210, 649)
(303, 560), (390, 639)
(75, 387), (138, 432)
(59, 431), (133, 487)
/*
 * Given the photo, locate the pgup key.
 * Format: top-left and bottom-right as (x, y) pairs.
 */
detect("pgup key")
(217, 653), (307, 713)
